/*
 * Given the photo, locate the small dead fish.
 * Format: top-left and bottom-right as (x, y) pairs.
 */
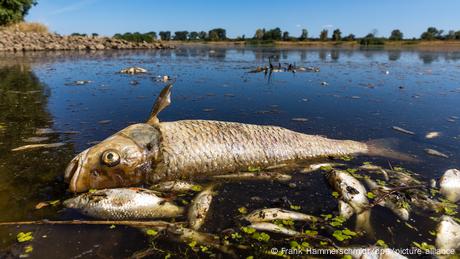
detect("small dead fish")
(301, 163), (345, 173)
(248, 222), (300, 236)
(12, 142), (65, 152)
(291, 118), (308, 122)
(150, 181), (199, 193)
(435, 216), (460, 251)
(424, 148), (449, 158)
(188, 186), (214, 230)
(425, 131), (441, 139)
(244, 208), (318, 223)
(392, 126), (415, 135)
(439, 169), (460, 202)
(167, 225), (236, 255)
(327, 170), (373, 235)
(321, 81), (329, 86)
(98, 120), (112, 124)
(74, 80), (92, 85)
(22, 136), (50, 143)
(211, 172), (291, 182)
(63, 188), (184, 220)
(35, 128), (55, 135)
(120, 67), (147, 74)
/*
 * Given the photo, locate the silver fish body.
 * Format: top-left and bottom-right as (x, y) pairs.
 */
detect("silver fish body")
(188, 186), (215, 230)
(64, 188), (184, 220)
(439, 169), (460, 202)
(244, 208), (318, 223)
(435, 216), (460, 251)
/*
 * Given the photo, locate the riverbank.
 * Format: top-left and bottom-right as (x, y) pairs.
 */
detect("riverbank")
(0, 29), (172, 51)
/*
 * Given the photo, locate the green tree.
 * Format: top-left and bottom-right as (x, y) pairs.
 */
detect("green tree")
(254, 28), (264, 40)
(282, 31), (290, 40)
(198, 31), (207, 40)
(174, 31), (189, 40)
(145, 31), (157, 40)
(359, 33), (384, 45)
(299, 29), (308, 40)
(389, 29), (403, 40)
(319, 29), (328, 41)
(420, 27), (442, 40)
(332, 29), (341, 41)
(189, 31), (199, 40)
(342, 33), (355, 41)
(0, 0), (36, 25)
(264, 27), (282, 40)
(159, 31), (171, 40)
(455, 31), (460, 40)
(91, 33), (99, 37)
(208, 28), (226, 40)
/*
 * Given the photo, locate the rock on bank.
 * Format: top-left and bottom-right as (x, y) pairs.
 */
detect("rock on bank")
(0, 30), (173, 51)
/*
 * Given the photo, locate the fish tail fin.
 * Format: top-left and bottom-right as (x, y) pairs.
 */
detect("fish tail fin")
(356, 210), (374, 238)
(365, 138), (419, 162)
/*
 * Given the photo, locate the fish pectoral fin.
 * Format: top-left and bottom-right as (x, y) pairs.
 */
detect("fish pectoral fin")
(147, 84), (173, 125)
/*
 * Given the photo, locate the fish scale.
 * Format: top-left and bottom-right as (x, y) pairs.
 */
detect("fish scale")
(151, 120), (368, 182)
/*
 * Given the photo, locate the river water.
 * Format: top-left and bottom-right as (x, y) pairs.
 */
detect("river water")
(0, 47), (459, 258)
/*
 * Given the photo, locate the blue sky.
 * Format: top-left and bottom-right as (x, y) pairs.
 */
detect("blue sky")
(27, 0), (460, 38)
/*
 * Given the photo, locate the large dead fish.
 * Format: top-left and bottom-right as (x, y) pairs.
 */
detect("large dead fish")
(65, 84), (415, 192)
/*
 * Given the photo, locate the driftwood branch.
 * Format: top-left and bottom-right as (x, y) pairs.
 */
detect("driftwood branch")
(0, 219), (181, 228)
(368, 184), (426, 208)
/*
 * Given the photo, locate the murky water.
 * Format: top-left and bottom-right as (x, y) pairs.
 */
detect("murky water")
(0, 47), (460, 258)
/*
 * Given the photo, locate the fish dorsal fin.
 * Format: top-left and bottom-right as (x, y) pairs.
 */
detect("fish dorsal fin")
(147, 84), (173, 125)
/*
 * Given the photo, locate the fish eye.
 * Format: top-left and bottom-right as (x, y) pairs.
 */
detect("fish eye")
(101, 150), (120, 167)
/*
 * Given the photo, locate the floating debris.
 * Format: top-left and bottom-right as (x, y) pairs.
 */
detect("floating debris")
(188, 186), (215, 230)
(439, 169), (460, 202)
(321, 81), (329, 86)
(12, 142), (65, 152)
(211, 172), (291, 182)
(120, 67), (147, 74)
(391, 126), (415, 135)
(98, 120), (112, 124)
(425, 131), (441, 139)
(63, 188), (183, 220)
(424, 148), (449, 158)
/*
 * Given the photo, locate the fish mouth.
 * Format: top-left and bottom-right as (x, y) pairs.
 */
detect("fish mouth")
(65, 149), (90, 193)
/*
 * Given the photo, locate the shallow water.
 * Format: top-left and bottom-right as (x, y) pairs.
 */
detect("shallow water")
(0, 47), (460, 258)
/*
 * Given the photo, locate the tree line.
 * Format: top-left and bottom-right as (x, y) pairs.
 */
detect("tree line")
(111, 27), (460, 45)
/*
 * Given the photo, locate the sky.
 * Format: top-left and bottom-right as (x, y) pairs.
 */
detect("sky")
(26, 0), (460, 39)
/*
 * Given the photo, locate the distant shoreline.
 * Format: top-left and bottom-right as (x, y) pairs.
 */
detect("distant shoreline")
(169, 40), (460, 50)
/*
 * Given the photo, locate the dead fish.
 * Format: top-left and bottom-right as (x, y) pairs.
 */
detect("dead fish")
(424, 148), (449, 158)
(166, 225), (236, 255)
(150, 180), (199, 193)
(22, 136), (49, 143)
(188, 186), (215, 230)
(359, 164), (389, 181)
(63, 188), (184, 220)
(120, 67), (147, 74)
(439, 169), (460, 202)
(74, 80), (92, 85)
(392, 126), (415, 135)
(327, 170), (373, 235)
(291, 117), (308, 122)
(12, 142), (65, 152)
(211, 172), (292, 182)
(425, 131), (441, 139)
(65, 85), (415, 193)
(35, 128), (55, 135)
(364, 178), (410, 221)
(244, 208), (318, 223)
(301, 162), (345, 173)
(435, 216), (460, 251)
(248, 222), (300, 236)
